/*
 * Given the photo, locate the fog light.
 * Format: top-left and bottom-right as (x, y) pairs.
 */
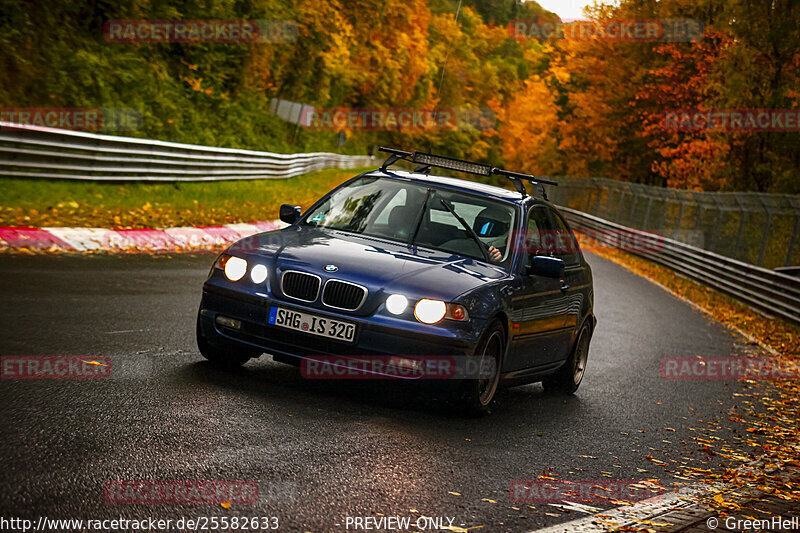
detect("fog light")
(224, 256), (247, 281)
(385, 294), (409, 315)
(250, 264), (268, 284)
(414, 299), (446, 324)
(387, 356), (424, 376)
(215, 315), (241, 330)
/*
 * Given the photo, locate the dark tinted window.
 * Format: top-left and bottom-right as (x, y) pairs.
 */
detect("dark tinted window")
(524, 205), (581, 266)
(547, 209), (581, 266)
(524, 206), (555, 264)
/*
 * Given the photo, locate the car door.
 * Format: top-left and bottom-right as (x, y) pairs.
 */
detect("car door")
(508, 205), (574, 371)
(546, 208), (588, 335)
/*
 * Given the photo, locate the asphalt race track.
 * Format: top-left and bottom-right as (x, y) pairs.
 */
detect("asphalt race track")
(0, 252), (759, 532)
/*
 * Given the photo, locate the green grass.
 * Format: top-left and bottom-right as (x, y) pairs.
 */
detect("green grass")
(0, 167), (372, 228)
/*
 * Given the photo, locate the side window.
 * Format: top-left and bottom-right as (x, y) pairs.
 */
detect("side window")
(547, 209), (581, 266)
(525, 206), (555, 262)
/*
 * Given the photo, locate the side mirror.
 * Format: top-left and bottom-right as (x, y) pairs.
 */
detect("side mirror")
(279, 204), (301, 225)
(528, 256), (565, 278)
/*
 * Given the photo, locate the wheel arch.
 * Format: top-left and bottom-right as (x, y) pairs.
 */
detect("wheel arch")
(582, 312), (597, 337)
(488, 310), (511, 357)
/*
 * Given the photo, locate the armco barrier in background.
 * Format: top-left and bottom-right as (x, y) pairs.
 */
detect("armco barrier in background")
(550, 177), (800, 269)
(0, 121), (373, 181)
(561, 207), (800, 325)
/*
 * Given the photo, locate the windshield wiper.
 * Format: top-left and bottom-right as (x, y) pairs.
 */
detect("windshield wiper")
(439, 199), (491, 262)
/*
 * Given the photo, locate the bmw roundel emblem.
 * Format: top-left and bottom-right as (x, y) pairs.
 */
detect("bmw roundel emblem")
(324, 264), (338, 272)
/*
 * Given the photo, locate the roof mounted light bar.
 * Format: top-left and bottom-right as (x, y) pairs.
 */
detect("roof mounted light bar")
(378, 147), (557, 199)
(413, 152), (493, 177)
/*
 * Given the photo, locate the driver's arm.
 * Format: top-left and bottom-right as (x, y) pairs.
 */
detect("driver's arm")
(488, 246), (502, 262)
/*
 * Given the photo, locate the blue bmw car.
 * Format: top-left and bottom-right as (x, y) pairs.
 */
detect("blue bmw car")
(197, 149), (595, 414)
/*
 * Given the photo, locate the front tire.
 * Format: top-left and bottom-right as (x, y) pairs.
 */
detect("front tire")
(459, 319), (505, 416)
(542, 322), (591, 394)
(196, 315), (260, 368)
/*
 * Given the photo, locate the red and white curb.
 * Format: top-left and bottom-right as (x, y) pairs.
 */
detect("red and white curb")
(0, 221), (285, 253)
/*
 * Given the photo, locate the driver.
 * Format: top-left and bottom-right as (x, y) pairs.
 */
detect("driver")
(473, 206), (512, 263)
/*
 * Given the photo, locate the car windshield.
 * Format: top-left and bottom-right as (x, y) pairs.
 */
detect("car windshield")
(303, 177), (516, 264)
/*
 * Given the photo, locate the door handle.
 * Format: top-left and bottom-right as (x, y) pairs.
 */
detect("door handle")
(560, 280), (570, 292)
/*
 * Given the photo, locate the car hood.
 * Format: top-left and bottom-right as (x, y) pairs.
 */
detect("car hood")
(229, 226), (509, 303)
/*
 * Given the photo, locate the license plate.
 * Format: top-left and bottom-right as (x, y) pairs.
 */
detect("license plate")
(268, 306), (356, 343)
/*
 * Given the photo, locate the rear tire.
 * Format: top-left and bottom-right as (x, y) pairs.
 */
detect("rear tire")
(459, 319), (505, 416)
(196, 315), (260, 368)
(542, 322), (591, 395)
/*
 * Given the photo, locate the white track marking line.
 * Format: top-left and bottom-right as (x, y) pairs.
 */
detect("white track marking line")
(547, 501), (601, 515)
(531, 485), (709, 532)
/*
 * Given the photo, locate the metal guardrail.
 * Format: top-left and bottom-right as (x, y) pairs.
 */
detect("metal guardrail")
(560, 207), (800, 325)
(549, 177), (800, 269)
(0, 121), (374, 181)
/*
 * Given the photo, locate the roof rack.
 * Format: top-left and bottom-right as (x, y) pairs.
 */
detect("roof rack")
(378, 147), (558, 200)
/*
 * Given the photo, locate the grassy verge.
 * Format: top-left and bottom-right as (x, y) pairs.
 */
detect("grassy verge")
(0, 167), (371, 228)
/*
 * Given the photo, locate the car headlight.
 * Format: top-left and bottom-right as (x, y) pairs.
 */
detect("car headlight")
(250, 264), (268, 284)
(414, 299), (447, 324)
(385, 294), (409, 315)
(221, 256), (247, 282)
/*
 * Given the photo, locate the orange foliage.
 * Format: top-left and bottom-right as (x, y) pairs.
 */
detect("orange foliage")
(638, 32), (736, 190)
(491, 75), (558, 175)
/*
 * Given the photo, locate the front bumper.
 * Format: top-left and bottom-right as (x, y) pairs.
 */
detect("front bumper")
(198, 284), (486, 365)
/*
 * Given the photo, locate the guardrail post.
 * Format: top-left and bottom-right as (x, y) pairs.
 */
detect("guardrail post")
(708, 196), (724, 254)
(692, 195), (704, 235)
(756, 196), (772, 267)
(671, 191), (684, 240)
(628, 187), (640, 227)
(642, 195), (654, 230)
(787, 202), (800, 267)
(583, 183), (593, 212)
(591, 180), (604, 214)
(616, 187), (627, 222)
(787, 217), (800, 267)
(733, 194), (747, 263)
